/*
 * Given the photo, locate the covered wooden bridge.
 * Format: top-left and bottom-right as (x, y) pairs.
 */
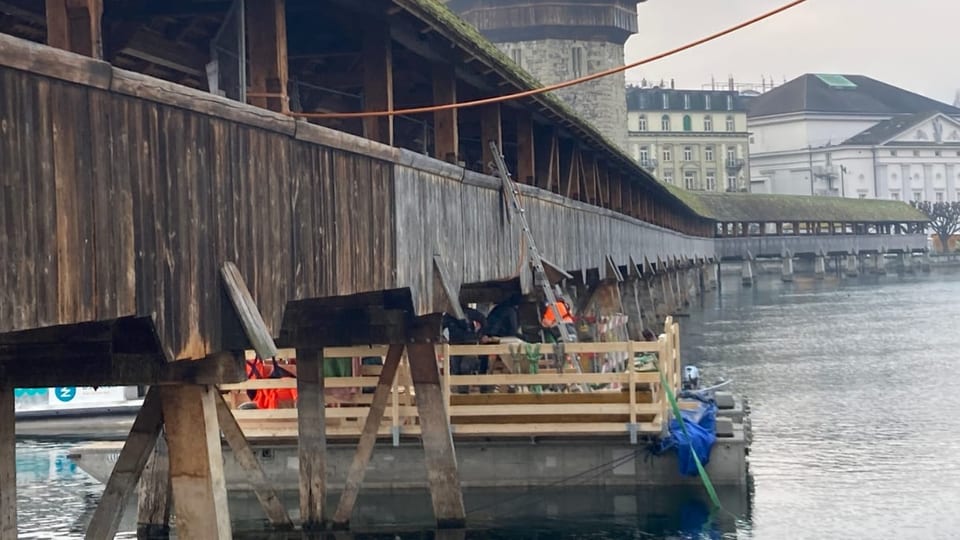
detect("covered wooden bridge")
(0, 0), (929, 537)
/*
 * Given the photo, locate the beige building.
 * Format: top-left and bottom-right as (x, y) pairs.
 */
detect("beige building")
(626, 86), (750, 192)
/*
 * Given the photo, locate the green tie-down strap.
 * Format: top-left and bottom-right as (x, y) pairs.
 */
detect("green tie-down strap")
(653, 358), (723, 510)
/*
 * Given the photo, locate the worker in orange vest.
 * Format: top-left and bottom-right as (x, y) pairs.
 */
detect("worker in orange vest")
(541, 298), (576, 342)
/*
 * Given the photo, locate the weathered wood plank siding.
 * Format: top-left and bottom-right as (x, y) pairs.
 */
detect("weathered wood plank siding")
(394, 153), (716, 313)
(0, 63), (395, 359)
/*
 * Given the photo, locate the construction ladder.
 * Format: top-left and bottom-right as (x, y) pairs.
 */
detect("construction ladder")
(488, 141), (587, 385)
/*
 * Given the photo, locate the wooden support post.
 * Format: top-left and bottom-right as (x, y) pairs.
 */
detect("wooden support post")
(480, 103), (502, 174)
(246, 0), (289, 112)
(362, 21), (394, 144)
(332, 345), (404, 528)
(407, 343), (466, 528)
(46, 0), (103, 58)
(215, 393), (292, 527)
(611, 171), (622, 212)
(0, 386), (14, 540)
(597, 162), (609, 208)
(87, 388), (164, 540)
(432, 64), (458, 163)
(582, 153), (598, 205)
(137, 433), (172, 538)
(533, 128), (554, 190)
(161, 385), (232, 540)
(516, 113), (535, 185)
(297, 348), (326, 529)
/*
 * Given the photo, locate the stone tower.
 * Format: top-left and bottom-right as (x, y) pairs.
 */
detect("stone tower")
(444, 0), (640, 150)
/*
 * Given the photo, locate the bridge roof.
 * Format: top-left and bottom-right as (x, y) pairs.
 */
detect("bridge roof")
(667, 188), (928, 224)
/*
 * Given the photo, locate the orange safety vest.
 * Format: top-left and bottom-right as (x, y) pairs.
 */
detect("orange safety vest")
(541, 301), (574, 327)
(245, 358), (298, 409)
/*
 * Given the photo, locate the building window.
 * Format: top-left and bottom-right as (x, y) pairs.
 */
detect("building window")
(725, 116), (735, 132)
(704, 116), (713, 132)
(935, 150), (942, 157)
(683, 146), (693, 161)
(571, 47), (584, 78)
(639, 146), (649, 166)
(891, 191), (900, 200)
(706, 171), (717, 191)
(726, 175), (737, 191)
(683, 94), (691, 110)
(663, 170), (673, 184)
(684, 171), (697, 190)
(726, 146), (736, 162)
(662, 94), (669, 109)
(638, 115), (647, 131)
(705, 146), (714, 161)
(661, 115), (671, 131)
(511, 49), (522, 66)
(705, 94), (712, 110)
(726, 95), (733, 110)
(913, 191), (922, 202)
(890, 150), (898, 157)
(663, 146), (672, 162)
(682, 115), (692, 131)
(936, 191), (945, 202)
(913, 150), (920, 157)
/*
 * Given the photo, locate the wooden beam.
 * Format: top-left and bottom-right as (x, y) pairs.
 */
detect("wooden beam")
(610, 171), (622, 212)
(215, 393), (292, 527)
(137, 433), (172, 539)
(221, 262), (279, 360)
(247, 0), (288, 112)
(516, 112), (535, 185)
(407, 343), (466, 528)
(161, 385), (232, 540)
(0, 386), (14, 540)
(597, 161), (609, 208)
(86, 388), (164, 540)
(582, 153), (598, 205)
(297, 348), (326, 530)
(362, 21), (394, 144)
(480, 103), (502, 174)
(332, 344), (404, 528)
(559, 142), (575, 198)
(46, 0), (103, 58)
(433, 255), (465, 321)
(432, 64), (458, 163)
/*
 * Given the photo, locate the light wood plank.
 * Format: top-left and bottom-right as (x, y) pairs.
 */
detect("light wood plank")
(86, 388), (164, 540)
(332, 344), (404, 528)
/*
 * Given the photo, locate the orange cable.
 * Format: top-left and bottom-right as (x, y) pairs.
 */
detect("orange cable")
(289, 0), (807, 120)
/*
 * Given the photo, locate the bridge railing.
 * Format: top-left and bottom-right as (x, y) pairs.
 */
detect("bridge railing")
(220, 319), (682, 441)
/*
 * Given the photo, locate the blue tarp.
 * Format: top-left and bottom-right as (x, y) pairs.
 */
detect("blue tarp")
(654, 398), (718, 477)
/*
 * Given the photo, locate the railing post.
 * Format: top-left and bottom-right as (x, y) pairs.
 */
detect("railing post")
(442, 343), (451, 424)
(391, 353), (402, 447)
(627, 341), (637, 444)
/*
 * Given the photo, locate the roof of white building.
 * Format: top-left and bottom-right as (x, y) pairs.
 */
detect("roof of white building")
(747, 74), (960, 118)
(842, 112), (960, 146)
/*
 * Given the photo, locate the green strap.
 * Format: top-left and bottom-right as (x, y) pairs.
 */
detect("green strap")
(654, 359), (723, 509)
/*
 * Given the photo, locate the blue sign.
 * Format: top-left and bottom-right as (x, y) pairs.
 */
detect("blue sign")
(54, 387), (77, 402)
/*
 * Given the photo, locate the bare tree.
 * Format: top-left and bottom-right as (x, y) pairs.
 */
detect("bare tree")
(912, 201), (960, 253)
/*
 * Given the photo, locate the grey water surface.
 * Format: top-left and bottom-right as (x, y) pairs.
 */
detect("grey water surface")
(14, 271), (960, 539)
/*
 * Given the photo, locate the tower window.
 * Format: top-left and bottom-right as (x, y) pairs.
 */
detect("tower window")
(661, 115), (671, 131)
(571, 47), (584, 78)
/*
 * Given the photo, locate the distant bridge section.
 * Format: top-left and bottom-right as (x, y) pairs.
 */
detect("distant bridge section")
(716, 233), (928, 261)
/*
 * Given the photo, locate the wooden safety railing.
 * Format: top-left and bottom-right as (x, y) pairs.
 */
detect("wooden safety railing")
(220, 318), (683, 443)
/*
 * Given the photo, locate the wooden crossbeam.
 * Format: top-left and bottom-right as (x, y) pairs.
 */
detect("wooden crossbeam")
(332, 344), (404, 528)
(85, 388), (164, 540)
(215, 393), (292, 527)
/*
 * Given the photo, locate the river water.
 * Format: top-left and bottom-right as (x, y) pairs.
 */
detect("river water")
(11, 271), (960, 539)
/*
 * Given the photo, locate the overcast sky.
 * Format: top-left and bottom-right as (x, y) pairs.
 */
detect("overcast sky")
(624, 0), (958, 104)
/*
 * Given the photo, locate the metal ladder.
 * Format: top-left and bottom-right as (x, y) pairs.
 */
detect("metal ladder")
(488, 142), (587, 383)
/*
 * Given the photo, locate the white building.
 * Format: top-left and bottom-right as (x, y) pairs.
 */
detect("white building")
(626, 87), (750, 192)
(748, 74), (960, 201)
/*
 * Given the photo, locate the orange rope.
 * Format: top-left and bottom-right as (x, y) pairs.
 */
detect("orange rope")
(289, 0), (807, 119)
